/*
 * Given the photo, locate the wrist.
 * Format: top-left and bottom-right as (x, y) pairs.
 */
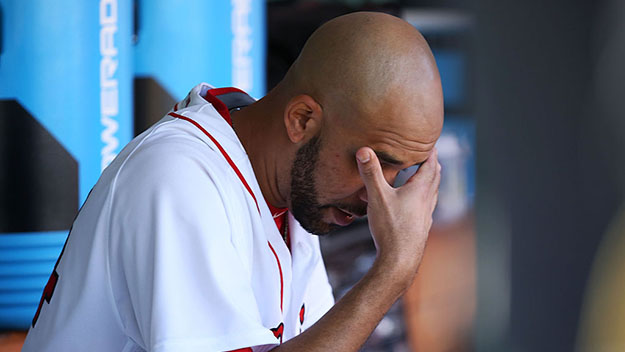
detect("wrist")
(371, 252), (420, 292)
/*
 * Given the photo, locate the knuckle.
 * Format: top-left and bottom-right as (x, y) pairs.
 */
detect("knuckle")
(365, 163), (377, 173)
(362, 167), (376, 179)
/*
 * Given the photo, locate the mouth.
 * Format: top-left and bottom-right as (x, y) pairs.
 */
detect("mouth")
(331, 207), (356, 226)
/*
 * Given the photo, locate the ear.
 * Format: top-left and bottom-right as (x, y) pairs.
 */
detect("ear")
(283, 94), (323, 144)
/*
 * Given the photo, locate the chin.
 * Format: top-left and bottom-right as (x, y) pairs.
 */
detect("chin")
(303, 222), (336, 237)
(291, 210), (337, 236)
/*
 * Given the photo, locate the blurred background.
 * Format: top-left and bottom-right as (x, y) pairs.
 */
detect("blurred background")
(1, 0), (623, 351)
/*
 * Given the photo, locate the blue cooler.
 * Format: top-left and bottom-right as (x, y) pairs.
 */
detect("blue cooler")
(0, 0), (133, 329)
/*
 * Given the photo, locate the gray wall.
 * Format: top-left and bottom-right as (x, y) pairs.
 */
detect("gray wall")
(474, 0), (624, 351)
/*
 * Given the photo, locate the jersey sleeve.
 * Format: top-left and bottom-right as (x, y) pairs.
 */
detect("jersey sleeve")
(108, 140), (278, 352)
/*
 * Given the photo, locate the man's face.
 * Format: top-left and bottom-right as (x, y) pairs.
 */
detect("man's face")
(289, 104), (440, 235)
(290, 135), (368, 235)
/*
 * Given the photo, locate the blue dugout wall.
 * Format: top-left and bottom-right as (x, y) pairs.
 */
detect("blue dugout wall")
(0, 0), (265, 329)
(133, 0), (265, 135)
(135, 0), (265, 100)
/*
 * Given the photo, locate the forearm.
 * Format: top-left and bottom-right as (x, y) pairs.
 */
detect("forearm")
(269, 147), (438, 351)
(272, 256), (416, 352)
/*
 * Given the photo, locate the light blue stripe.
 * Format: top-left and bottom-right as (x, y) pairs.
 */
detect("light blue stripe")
(0, 291), (41, 306)
(0, 306), (36, 329)
(0, 276), (50, 292)
(0, 262), (56, 277)
(0, 232), (68, 249)
(0, 247), (63, 263)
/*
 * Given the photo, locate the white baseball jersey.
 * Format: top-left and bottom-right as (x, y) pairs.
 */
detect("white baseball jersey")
(22, 83), (335, 352)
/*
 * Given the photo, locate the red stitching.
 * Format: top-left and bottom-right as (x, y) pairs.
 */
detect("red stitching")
(267, 241), (284, 312)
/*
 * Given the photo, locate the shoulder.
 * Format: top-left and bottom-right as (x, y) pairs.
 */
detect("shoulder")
(104, 118), (248, 221)
(101, 109), (260, 237)
(124, 115), (236, 184)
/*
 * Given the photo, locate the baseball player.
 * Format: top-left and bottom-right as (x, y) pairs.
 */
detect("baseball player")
(23, 12), (443, 352)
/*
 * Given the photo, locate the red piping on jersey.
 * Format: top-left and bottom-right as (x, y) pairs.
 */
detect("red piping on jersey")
(167, 111), (260, 214)
(169, 91), (286, 322)
(267, 241), (284, 312)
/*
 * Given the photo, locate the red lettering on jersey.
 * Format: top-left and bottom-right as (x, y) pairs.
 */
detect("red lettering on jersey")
(32, 270), (59, 327)
(271, 322), (284, 343)
(228, 349), (253, 352)
(299, 303), (305, 325)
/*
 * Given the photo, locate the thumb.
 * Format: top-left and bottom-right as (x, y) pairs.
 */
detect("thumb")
(356, 147), (390, 200)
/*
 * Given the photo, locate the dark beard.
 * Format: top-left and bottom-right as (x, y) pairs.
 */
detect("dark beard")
(289, 136), (338, 236)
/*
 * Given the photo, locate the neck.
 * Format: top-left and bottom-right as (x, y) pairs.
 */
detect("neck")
(230, 96), (289, 209)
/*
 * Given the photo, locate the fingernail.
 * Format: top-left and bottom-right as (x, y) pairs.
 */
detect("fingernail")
(357, 149), (370, 163)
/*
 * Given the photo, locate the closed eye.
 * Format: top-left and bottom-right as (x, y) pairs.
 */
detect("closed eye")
(374, 150), (403, 167)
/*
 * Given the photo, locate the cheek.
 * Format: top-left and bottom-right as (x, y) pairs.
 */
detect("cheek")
(315, 151), (363, 200)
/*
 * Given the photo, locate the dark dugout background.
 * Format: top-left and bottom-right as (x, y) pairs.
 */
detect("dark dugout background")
(473, 0), (625, 351)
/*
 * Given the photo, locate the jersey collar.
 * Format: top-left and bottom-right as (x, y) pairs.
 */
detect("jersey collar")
(202, 87), (255, 126)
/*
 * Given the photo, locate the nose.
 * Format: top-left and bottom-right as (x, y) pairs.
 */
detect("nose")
(386, 169), (399, 187)
(358, 187), (368, 203)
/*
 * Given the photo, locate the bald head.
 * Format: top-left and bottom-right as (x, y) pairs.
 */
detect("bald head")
(235, 12), (444, 219)
(280, 11), (443, 135)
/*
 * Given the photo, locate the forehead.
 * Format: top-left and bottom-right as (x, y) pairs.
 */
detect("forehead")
(329, 101), (442, 168)
(363, 123), (437, 168)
